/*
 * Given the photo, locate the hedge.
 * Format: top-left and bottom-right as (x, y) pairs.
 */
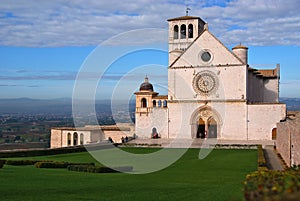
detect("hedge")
(0, 146), (87, 158)
(244, 169), (300, 201)
(257, 145), (268, 171)
(5, 160), (52, 166)
(0, 160), (6, 168)
(34, 161), (95, 169)
(67, 165), (133, 173)
(0, 143), (118, 158)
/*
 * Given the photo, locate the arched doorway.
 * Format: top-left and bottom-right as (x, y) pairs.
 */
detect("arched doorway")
(208, 117), (217, 138)
(196, 118), (205, 138)
(190, 106), (221, 139)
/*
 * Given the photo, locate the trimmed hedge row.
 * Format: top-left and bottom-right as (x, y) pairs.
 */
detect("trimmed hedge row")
(244, 169), (300, 201)
(0, 160), (6, 168)
(0, 146), (87, 158)
(34, 161), (95, 169)
(67, 165), (133, 173)
(257, 145), (268, 171)
(5, 160), (52, 166)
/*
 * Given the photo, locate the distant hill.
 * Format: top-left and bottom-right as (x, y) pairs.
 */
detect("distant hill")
(0, 98), (135, 115)
(0, 97), (298, 115)
(280, 98), (300, 111)
(0, 98), (73, 115)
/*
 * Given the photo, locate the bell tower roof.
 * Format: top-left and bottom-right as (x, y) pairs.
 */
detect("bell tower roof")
(167, 16), (205, 23)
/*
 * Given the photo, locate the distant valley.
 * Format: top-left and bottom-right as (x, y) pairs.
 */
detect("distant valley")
(0, 97), (298, 115)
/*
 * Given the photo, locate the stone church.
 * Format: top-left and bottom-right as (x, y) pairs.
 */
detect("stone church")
(50, 15), (287, 148)
(134, 15), (286, 141)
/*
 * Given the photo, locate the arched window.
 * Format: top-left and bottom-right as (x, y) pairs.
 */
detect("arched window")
(67, 133), (71, 146)
(163, 100), (167, 107)
(141, 98), (147, 108)
(180, 24), (186, 39)
(73, 132), (78, 146)
(188, 24), (193, 38)
(174, 25), (179, 39)
(158, 100), (162, 107)
(153, 100), (156, 107)
(80, 133), (84, 145)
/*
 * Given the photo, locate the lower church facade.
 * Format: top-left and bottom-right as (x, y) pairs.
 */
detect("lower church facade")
(134, 15), (286, 141)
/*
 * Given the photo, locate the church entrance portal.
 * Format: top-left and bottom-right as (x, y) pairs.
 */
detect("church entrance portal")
(196, 117), (217, 139)
(191, 107), (221, 139)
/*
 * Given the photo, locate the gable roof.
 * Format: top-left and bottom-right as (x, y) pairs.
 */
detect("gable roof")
(169, 29), (244, 68)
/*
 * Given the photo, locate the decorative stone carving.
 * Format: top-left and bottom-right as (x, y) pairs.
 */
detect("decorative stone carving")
(192, 71), (218, 96)
(199, 109), (213, 121)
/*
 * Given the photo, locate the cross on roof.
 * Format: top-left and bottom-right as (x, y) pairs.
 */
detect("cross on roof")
(186, 6), (191, 16)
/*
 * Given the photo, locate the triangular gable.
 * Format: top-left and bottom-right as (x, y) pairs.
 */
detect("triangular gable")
(170, 30), (244, 67)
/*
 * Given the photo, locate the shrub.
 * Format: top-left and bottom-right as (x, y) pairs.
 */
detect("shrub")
(0, 160), (6, 168)
(35, 161), (95, 169)
(244, 169), (300, 201)
(0, 146), (87, 158)
(67, 165), (133, 173)
(5, 160), (51, 166)
(35, 161), (70, 169)
(257, 145), (267, 170)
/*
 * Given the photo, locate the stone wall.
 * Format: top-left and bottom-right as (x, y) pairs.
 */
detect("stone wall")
(135, 107), (168, 139)
(50, 129), (62, 148)
(276, 112), (300, 167)
(103, 129), (134, 143)
(263, 78), (279, 103)
(248, 104), (286, 140)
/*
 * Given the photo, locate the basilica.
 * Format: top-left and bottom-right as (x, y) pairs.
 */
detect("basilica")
(134, 15), (286, 142)
(51, 15), (287, 149)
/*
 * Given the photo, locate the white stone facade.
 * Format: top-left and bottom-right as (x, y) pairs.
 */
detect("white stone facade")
(134, 15), (286, 142)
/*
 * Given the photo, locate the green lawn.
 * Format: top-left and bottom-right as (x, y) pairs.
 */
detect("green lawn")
(0, 148), (257, 201)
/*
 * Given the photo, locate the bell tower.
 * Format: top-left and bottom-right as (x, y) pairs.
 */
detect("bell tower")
(134, 76), (158, 116)
(167, 15), (207, 65)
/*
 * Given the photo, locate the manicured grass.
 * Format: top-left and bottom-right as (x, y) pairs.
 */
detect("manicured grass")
(0, 148), (257, 201)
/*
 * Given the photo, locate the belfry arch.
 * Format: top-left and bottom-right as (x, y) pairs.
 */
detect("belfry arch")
(190, 106), (222, 139)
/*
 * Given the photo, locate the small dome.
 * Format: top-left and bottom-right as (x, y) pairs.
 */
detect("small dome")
(139, 76), (153, 92)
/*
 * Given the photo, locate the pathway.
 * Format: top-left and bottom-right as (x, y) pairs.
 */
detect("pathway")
(264, 146), (284, 171)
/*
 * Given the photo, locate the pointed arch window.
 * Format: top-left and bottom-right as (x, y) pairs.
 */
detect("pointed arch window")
(188, 24), (193, 38)
(180, 24), (186, 39)
(141, 98), (147, 108)
(174, 25), (179, 39)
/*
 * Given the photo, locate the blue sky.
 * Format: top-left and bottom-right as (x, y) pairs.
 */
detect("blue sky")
(0, 0), (299, 99)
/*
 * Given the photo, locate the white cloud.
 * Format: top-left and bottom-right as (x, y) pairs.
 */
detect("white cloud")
(0, 0), (300, 47)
